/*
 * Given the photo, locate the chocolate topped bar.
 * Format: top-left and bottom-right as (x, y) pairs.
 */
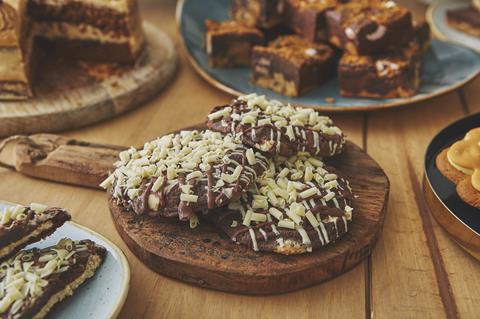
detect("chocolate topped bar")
(326, 0), (414, 55)
(206, 94), (345, 157)
(231, 0), (285, 28)
(339, 41), (422, 99)
(446, 6), (480, 38)
(0, 204), (71, 262)
(102, 130), (269, 224)
(208, 154), (354, 254)
(0, 238), (105, 319)
(251, 35), (335, 96)
(284, 0), (337, 42)
(205, 19), (264, 67)
(0, 0), (35, 100)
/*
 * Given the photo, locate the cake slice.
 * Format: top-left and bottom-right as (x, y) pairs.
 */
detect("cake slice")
(204, 20), (264, 68)
(0, 204), (71, 261)
(0, 0), (35, 100)
(251, 35), (335, 96)
(28, 0), (146, 64)
(0, 238), (105, 319)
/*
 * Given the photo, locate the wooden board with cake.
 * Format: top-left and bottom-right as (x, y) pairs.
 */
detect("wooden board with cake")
(0, 0), (178, 137)
(0, 94), (390, 294)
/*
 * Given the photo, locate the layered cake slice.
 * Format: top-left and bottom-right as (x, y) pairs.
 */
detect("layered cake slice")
(0, 204), (71, 261)
(0, 0), (35, 100)
(28, 0), (146, 63)
(446, 6), (480, 38)
(0, 238), (105, 319)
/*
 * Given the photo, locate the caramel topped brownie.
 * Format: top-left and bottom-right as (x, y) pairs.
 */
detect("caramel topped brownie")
(231, 0), (285, 28)
(208, 154), (354, 254)
(205, 19), (264, 68)
(102, 130), (269, 223)
(206, 94), (345, 157)
(0, 0), (35, 100)
(339, 41), (422, 98)
(0, 204), (71, 262)
(284, 0), (337, 42)
(326, 0), (414, 55)
(446, 6), (480, 38)
(0, 238), (105, 319)
(251, 35), (335, 96)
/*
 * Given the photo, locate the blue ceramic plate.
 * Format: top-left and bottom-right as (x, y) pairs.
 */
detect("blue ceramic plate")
(427, 0), (480, 53)
(0, 201), (130, 319)
(177, 0), (480, 111)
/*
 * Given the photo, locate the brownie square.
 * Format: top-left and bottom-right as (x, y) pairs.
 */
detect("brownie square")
(205, 20), (264, 68)
(326, 0), (414, 55)
(339, 41), (422, 99)
(446, 6), (480, 38)
(231, 0), (285, 28)
(284, 0), (337, 42)
(251, 35), (335, 96)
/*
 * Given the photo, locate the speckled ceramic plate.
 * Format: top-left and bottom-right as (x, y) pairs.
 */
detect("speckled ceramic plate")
(427, 0), (480, 53)
(177, 0), (480, 112)
(0, 201), (130, 319)
(424, 113), (480, 259)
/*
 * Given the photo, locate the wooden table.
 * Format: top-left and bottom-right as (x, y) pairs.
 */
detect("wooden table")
(1, 1), (479, 318)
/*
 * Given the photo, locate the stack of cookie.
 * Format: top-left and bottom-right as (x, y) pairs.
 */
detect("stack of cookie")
(0, 204), (105, 319)
(204, 0), (431, 99)
(103, 94), (355, 255)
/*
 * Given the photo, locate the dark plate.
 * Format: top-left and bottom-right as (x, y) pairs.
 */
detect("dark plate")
(425, 113), (480, 235)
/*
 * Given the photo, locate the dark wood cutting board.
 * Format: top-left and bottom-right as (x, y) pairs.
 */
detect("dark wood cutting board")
(1, 127), (389, 294)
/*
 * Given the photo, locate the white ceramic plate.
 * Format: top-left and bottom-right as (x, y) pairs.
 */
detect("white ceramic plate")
(0, 201), (130, 319)
(427, 0), (480, 52)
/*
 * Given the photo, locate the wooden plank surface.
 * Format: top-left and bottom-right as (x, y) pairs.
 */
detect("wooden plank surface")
(0, 1), (478, 318)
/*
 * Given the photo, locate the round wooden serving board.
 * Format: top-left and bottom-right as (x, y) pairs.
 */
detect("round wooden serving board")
(109, 138), (390, 295)
(0, 22), (177, 137)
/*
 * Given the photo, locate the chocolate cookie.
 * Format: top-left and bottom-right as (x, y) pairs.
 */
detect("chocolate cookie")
(102, 130), (270, 223)
(0, 204), (71, 261)
(206, 94), (345, 157)
(208, 153), (354, 255)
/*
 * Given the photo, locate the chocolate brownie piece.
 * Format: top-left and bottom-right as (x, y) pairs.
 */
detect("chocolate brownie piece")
(206, 94), (345, 157)
(0, 238), (105, 319)
(208, 154), (354, 255)
(414, 20), (431, 54)
(326, 0), (414, 55)
(102, 130), (269, 223)
(0, 204), (71, 262)
(231, 0), (285, 28)
(339, 41), (422, 99)
(251, 35), (335, 96)
(446, 6), (480, 38)
(204, 20), (264, 68)
(284, 0), (337, 42)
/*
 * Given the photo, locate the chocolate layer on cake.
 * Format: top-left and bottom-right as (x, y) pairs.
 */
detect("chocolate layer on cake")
(28, 0), (146, 63)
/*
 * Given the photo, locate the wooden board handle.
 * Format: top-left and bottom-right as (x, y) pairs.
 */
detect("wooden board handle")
(0, 134), (125, 189)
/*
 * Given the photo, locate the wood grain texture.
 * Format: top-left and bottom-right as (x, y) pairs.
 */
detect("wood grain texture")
(109, 141), (389, 294)
(0, 1), (477, 318)
(0, 23), (178, 137)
